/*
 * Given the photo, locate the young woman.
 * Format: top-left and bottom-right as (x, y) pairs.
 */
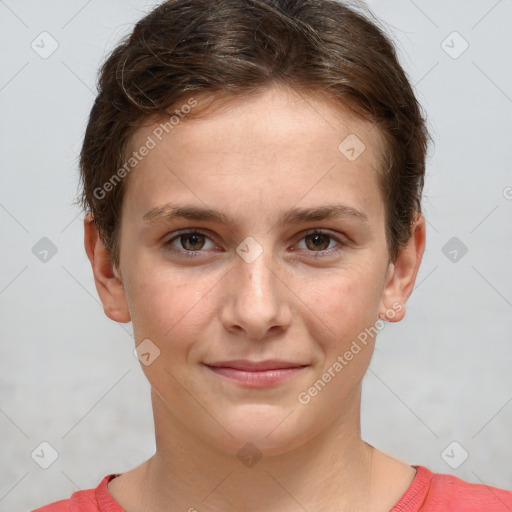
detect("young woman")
(34, 0), (512, 510)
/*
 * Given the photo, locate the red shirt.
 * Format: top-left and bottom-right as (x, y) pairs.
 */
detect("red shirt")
(32, 465), (512, 511)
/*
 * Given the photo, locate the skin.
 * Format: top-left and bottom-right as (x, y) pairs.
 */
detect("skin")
(85, 82), (426, 512)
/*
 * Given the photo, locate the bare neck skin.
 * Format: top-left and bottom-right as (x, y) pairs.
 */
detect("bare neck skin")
(108, 384), (416, 512)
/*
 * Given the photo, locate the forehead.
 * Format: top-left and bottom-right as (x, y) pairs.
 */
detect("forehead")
(123, 84), (386, 227)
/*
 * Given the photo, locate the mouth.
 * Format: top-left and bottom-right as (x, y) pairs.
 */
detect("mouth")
(203, 360), (308, 388)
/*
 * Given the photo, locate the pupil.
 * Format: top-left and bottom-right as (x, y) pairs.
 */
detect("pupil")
(184, 233), (203, 250)
(308, 233), (328, 250)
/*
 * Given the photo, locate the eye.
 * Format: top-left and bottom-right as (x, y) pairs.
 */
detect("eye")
(163, 229), (346, 259)
(164, 230), (216, 257)
(295, 230), (346, 257)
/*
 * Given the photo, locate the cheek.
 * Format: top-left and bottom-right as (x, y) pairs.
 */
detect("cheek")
(127, 270), (216, 389)
(300, 266), (382, 341)
(125, 263), (219, 342)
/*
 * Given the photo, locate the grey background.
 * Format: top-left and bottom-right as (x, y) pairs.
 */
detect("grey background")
(1, 0), (511, 510)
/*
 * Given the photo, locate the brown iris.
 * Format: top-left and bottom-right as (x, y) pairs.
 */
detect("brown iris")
(304, 233), (330, 251)
(180, 233), (206, 251)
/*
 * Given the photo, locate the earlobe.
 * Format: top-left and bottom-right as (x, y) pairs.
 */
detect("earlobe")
(378, 213), (426, 323)
(84, 213), (131, 323)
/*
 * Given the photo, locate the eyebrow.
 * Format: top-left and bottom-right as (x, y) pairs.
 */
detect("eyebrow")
(143, 202), (369, 229)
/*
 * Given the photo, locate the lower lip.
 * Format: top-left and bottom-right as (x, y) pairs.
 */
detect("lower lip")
(204, 365), (307, 388)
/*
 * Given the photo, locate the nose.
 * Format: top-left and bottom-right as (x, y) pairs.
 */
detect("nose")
(220, 242), (292, 340)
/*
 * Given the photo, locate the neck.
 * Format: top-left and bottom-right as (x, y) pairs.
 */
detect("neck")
(125, 384), (378, 512)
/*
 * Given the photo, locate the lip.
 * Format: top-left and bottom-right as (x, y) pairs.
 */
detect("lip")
(203, 360), (308, 388)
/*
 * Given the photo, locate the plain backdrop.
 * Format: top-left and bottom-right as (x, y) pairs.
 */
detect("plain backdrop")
(0, 0), (511, 510)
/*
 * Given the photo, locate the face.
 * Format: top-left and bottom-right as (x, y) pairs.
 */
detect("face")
(93, 84), (421, 457)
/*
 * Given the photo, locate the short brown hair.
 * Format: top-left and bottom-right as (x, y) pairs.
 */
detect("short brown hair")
(77, 0), (430, 269)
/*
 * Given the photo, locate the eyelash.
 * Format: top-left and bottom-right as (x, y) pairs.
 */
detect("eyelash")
(164, 229), (347, 259)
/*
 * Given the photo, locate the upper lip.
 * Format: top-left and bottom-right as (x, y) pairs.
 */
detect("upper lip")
(204, 360), (307, 371)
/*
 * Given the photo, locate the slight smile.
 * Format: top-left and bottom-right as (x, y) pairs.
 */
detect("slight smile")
(203, 360), (309, 388)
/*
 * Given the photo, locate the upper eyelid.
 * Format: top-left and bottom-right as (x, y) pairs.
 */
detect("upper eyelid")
(166, 228), (219, 245)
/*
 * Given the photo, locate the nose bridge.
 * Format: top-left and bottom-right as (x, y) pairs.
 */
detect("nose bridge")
(223, 235), (290, 338)
(238, 237), (276, 298)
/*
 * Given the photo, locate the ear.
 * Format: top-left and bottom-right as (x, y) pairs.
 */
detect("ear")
(84, 213), (131, 323)
(378, 212), (426, 322)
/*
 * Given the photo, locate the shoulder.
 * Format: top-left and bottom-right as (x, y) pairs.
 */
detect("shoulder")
(31, 475), (120, 512)
(427, 468), (512, 511)
(393, 465), (512, 512)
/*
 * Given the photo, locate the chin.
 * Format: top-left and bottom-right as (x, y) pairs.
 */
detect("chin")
(204, 407), (320, 459)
